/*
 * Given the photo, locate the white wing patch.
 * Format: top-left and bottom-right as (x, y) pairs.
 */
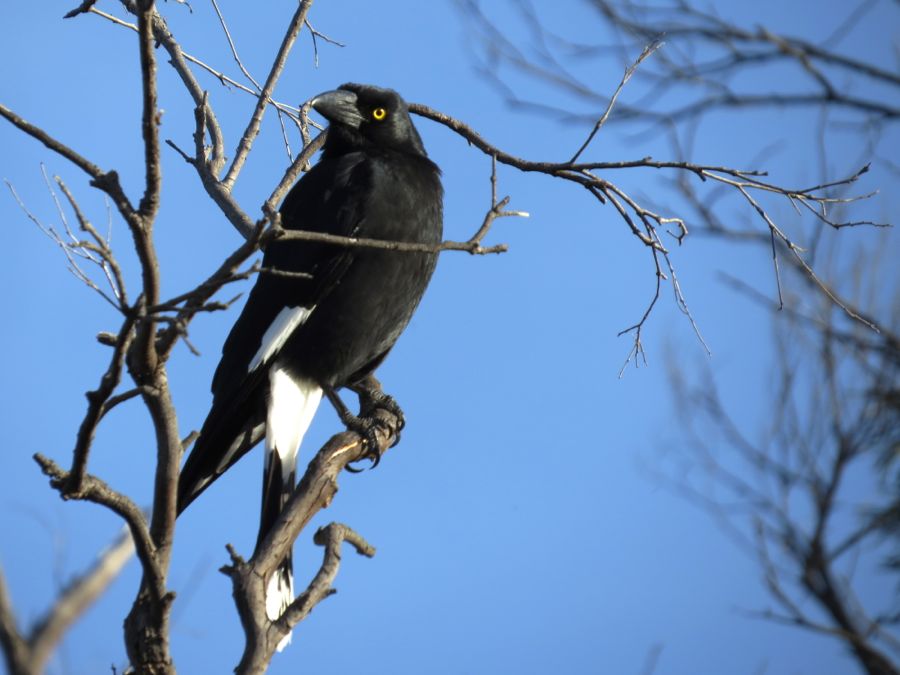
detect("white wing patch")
(248, 306), (314, 373)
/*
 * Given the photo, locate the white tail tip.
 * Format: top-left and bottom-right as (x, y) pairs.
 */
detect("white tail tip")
(266, 566), (294, 652)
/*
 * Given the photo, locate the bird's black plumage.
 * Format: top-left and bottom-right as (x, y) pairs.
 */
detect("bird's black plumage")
(176, 84), (442, 643)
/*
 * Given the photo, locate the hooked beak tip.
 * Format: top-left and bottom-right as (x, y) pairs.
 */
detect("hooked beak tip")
(311, 89), (362, 128)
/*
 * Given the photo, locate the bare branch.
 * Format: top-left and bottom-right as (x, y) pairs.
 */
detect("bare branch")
(105, 0), (228, 177)
(304, 19), (346, 67)
(273, 224), (509, 255)
(0, 529), (133, 675)
(0, 567), (31, 675)
(0, 105), (106, 182)
(67, 314), (136, 493)
(0, 104), (139, 224)
(155, 223), (265, 359)
(222, 390), (402, 672)
(466, 1), (900, 127)
(5, 180), (122, 309)
(735, 184), (878, 331)
(281, 523), (375, 624)
(64, 0), (100, 18)
(264, 130), (326, 215)
(222, 0), (315, 190)
(28, 530), (134, 671)
(658, 242), (900, 674)
(136, 0), (161, 219)
(33, 454), (162, 600)
(570, 38), (663, 163)
(89, 7), (318, 142)
(55, 176), (129, 307)
(209, 0), (262, 93)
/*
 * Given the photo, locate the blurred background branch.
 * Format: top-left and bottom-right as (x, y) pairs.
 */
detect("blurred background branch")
(458, 2), (899, 672)
(0, 529), (133, 675)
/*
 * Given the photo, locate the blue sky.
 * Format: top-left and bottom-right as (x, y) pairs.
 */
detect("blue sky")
(1, 1), (897, 673)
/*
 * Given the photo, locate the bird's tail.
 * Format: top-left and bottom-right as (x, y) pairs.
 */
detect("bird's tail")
(256, 366), (322, 652)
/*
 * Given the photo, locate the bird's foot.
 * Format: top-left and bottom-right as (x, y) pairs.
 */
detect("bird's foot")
(342, 413), (391, 471)
(359, 390), (405, 434)
(324, 381), (404, 470)
(352, 375), (405, 442)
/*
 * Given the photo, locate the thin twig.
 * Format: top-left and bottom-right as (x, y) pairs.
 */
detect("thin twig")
(0, 104), (137, 220)
(89, 7), (319, 135)
(570, 38), (663, 163)
(210, 0), (262, 93)
(222, 0), (315, 190)
(304, 19), (346, 67)
(55, 176), (128, 306)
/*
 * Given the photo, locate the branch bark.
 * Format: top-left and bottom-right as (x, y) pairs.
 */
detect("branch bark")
(224, 401), (401, 673)
(221, 0), (315, 189)
(0, 530), (134, 675)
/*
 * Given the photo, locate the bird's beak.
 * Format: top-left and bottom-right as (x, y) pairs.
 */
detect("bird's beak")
(311, 90), (364, 129)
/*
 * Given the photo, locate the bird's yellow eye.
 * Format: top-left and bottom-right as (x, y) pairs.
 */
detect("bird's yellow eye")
(372, 107), (387, 121)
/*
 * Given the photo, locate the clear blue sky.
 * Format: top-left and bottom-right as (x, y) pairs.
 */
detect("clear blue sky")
(0, 1), (896, 674)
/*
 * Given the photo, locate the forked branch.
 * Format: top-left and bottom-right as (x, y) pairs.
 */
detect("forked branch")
(223, 404), (401, 674)
(0, 530), (133, 675)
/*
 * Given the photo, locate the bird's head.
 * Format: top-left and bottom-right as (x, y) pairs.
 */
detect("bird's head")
(311, 83), (427, 156)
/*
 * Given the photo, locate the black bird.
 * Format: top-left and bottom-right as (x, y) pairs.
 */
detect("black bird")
(177, 83), (443, 647)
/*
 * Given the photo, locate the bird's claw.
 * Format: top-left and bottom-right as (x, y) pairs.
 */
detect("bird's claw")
(340, 390), (405, 470)
(342, 413), (391, 471)
(361, 391), (406, 434)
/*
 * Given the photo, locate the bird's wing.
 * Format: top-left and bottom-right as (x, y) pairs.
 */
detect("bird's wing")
(177, 395), (266, 512)
(177, 152), (369, 511)
(211, 152), (370, 399)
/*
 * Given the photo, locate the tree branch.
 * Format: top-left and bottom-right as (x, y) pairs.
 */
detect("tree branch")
(221, 0), (314, 189)
(0, 104), (137, 220)
(136, 0), (161, 219)
(33, 454), (161, 599)
(28, 530), (134, 672)
(0, 529), (133, 675)
(223, 399), (401, 673)
(66, 313), (136, 493)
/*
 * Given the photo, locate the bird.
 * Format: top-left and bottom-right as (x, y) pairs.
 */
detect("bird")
(176, 83), (443, 649)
